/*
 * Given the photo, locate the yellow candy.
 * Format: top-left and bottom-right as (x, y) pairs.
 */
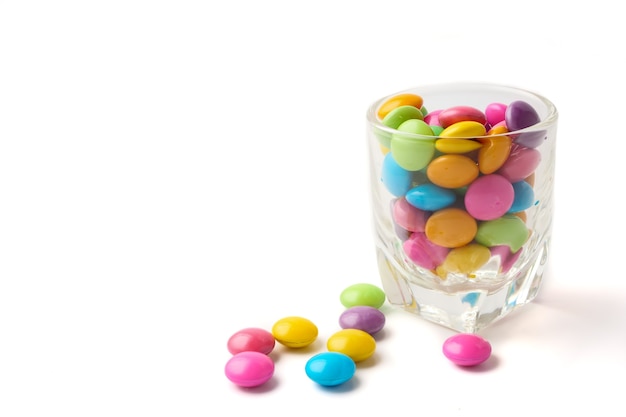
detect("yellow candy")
(272, 316), (318, 348)
(327, 329), (376, 362)
(435, 138), (482, 154)
(439, 121), (487, 138)
(437, 243), (491, 278)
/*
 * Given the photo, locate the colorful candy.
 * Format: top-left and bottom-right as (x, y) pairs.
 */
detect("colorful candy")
(442, 333), (492, 366)
(339, 306), (386, 335)
(340, 283), (386, 309)
(227, 327), (276, 355)
(271, 316), (318, 348)
(225, 351), (275, 387)
(305, 352), (356, 387)
(327, 329), (376, 362)
(373, 93), (549, 280)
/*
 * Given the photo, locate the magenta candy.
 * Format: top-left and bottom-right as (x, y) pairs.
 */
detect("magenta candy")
(442, 333), (492, 366)
(485, 102), (507, 126)
(393, 197), (430, 233)
(339, 306), (386, 335)
(464, 174), (514, 221)
(497, 144), (541, 182)
(403, 232), (450, 269)
(227, 327), (276, 355)
(423, 109), (442, 126)
(438, 105), (487, 128)
(490, 245), (522, 273)
(225, 351), (275, 387)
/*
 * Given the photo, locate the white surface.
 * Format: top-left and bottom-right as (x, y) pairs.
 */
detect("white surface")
(1, 1), (625, 416)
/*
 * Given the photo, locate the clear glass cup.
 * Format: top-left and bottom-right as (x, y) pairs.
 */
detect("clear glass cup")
(366, 82), (558, 333)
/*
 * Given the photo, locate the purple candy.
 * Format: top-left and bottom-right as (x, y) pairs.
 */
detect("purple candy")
(339, 306), (386, 335)
(505, 100), (546, 148)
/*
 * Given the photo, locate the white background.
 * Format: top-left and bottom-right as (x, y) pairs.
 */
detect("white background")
(1, 1), (625, 416)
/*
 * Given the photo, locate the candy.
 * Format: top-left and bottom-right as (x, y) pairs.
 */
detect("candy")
(477, 125), (511, 174)
(271, 316), (318, 348)
(490, 245), (522, 273)
(327, 329), (376, 362)
(405, 183), (456, 211)
(392, 197), (429, 232)
(437, 243), (491, 277)
(305, 352), (356, 387)
(339, 306), (386, 335)
(390, 119), (436, 171)
(506, 100), (545, 148)
(439, 120), (487, 138)
(438, 106), (487, 128)
(425, 208), (477, 248)
(485, 102), (507, 126)
(427, 154), (479, 189)
(377, 93), (424, 119)
(225, 351), (275, 387)
(442, 333), (492, 366)
(509, 180), (535, 213)
(497, 144), (541, 182)
(475, 215), (529, 253)
(340, 283), (386, 309)
(435, 138), (482, 154)
(464, 174), (514, 221)
(227, 327), (275, 355)
(381, 153), (412, 197)
(382, 105), (424, 129)
(403, 232), (450, 269)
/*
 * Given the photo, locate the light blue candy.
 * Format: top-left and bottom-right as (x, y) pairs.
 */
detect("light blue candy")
(305, 352), (356, 387)
(405, 183), (456, 211)
(509, 181), (535, 213)
(381, 153), (412, 197)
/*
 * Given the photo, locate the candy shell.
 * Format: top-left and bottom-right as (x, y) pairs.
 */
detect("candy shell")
(438, 106), (487, 128)
(340, 283), (386, 309)
(475, 215), (529, 253)
(382, 105), (424, 129)
(508, 181), (535, 213)
(439, 120), (487, 138)
(305, 352), (356, 387)
(339, 306), (386, 335)
(392, 197), (429, 232)
(381, 153), (412, 197)
(477, 126), (512, 174)
(442, 333), (491, 366)
(271, 316), (318, 348)
(497, 144), (541, 183)
(425, 208), (477, 248)
(437, 243), (491, 277)
(405, 183), (456, 211)
(427, 155), (479, 189)
(485, 102), (507, 126)
(377, 93), (424, 119)
(225, 351), (275, 387)
(227, 327), (275, 355)
(435, 138), (482, 154)
(506, 100), (546, 148)
(403, 232), (450, 269)
(390, 119), (436, 171)
(423, 109), (441, 125)
(327, 329), (376, 362)
(490, 245), (522, 273)
(464, 174), (514, 221)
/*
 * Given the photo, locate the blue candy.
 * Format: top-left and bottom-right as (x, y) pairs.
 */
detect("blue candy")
(405, 183), (456, 211)
(509, 181), (535, 213)
(381, 153), (412, 197)
(305, 352), (356, 387)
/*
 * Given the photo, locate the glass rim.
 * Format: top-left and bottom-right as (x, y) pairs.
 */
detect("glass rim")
(366, 81), (558, 140)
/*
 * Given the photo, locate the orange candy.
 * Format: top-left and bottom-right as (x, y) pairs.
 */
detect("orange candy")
(377, 93), (424, 120)
(427, 155), (479, 189)
(425, 208), (477, 248)
(477, 126), (512, 174)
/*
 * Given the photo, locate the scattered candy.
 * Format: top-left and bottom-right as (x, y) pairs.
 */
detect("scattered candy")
(339, 283), (386, 309)
(305, 352), (356, 387)
(271, 316), (318, 348)
(327, 329), (376, 362)
(442, 333), (492, 366)
(339, 306), (386, 335)
(227, 327), (276, 355)
(225, 351), (275, 387)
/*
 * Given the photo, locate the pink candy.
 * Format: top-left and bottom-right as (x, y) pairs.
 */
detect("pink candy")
(442, 333), (492, 366)
(225, 351), (275, 387)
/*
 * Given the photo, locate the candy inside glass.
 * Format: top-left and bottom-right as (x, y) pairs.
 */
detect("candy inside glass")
(366, 82), (558, 333)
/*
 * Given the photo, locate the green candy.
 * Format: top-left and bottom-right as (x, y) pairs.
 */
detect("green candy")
(381, 105), (424, 129)
(340, 283), (386, 309)
(475, 215), (529, 253)
(390, 119), (436, 171)
(430, 125), (445, 136)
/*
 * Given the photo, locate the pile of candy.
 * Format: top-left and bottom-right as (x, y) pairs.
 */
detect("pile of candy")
(375, 93), (547, 279)
(224, 283), (491, 389)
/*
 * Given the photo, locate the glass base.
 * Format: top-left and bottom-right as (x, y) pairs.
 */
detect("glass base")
(377, 240), (549, 333)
